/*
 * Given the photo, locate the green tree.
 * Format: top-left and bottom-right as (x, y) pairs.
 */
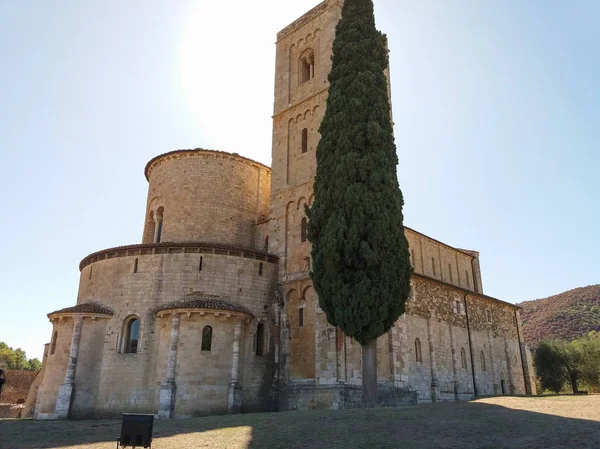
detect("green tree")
(534, 341), (566, 393)
(534, 337), (600, 394)
(307, 0), (412, 406)
(0, 342), (41, 371)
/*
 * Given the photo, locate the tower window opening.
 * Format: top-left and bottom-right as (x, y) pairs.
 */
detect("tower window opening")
(145, 210), (156, 244)
(201, 326), (212, 351)
(124, 317), (140, 354)
(199, 256), (203, 272)
(299, 52), (314, 84)
(256, 323), (265, 356)
(301, 217), (308, 242)
(133, 258), (138, 274)
(259, 262), (263, 276)
(155, 207), (164, 243)
(301, 128), (308, 153)
(89, 265), (93, 280)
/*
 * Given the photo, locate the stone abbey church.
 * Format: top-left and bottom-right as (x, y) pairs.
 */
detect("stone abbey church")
(30, 0), (535, 419)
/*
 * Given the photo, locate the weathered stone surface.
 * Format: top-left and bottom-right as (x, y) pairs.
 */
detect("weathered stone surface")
(30, 0), (535, 421)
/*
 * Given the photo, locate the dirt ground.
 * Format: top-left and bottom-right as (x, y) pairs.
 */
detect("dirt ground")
(1, 395), (599, 449)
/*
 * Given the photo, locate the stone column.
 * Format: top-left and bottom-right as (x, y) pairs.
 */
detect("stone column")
(228, 319), (243, 413)
(426, 311), (439, 403)
(158, 314), (180, 419)
(55, 315), (84, 419)
(487, 331), (497, 394)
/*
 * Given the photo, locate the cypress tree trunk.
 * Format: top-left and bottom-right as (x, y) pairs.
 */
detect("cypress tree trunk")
(362, 339), (377, 407)
(570, 374), (579, 394)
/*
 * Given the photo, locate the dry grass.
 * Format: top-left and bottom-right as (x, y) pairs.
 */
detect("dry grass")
(1, 396), (600, 449)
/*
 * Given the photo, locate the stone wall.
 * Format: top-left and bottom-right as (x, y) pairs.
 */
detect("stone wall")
(36, 246), (277, 419)
(143, 150), (271, 248)
(0, 370), (37, 404)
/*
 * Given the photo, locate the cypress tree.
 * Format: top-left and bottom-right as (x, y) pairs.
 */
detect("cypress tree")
(307, 0), (412, 407)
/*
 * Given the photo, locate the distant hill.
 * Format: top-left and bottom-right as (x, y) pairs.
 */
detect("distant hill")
(518, 284), (600, 347)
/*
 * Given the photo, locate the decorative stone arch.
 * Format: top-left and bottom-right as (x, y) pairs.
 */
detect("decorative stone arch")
(299, 49), (315, 84)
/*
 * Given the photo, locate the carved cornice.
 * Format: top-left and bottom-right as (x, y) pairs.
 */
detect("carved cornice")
(79, 242), (279, 271)
(144, 148), (270, 181)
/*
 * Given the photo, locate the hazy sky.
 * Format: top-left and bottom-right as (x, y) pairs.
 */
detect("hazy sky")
(1, 0), (598, 361)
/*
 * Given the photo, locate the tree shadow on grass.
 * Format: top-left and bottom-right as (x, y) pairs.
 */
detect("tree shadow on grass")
(1, 400), (599, 449)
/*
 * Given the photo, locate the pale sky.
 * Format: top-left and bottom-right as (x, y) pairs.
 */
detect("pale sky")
(1, 0), (598, 361)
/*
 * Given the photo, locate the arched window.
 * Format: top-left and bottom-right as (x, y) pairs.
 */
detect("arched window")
(415, 338), (422, 362)
(460, 347), (467, 369)
(155, 207), (164, 243)
(201, 326), (212, 351)
(256, 323), (265, 356)
(145, 211), (156, 244)
(301, 217), (308, 242)
(50, 331), (58, 355)
(124, 318), (140, 354)
(299, 52), (314, 84)
(480, 351), (486, 372)
(301, 128), (308, 153)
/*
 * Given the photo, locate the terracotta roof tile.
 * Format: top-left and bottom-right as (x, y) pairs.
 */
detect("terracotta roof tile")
(154, 293), (254, 317)
(48, 302), (114, 317)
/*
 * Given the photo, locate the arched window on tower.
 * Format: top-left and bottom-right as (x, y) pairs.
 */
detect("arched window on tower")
(145, 210), (156, 244)
(299, 51), (315, 84)
(301, 128), (308, 153)
(415, 338), (422, 362)
(201, 326), (212, 351)
(301, 217), (308, 242)
(50, 331), (58, 355)
(256, 323), (265, 356)
(155, 207), (164, 243)
(460, 347), (467, 369)
(124, 317), (140, 354)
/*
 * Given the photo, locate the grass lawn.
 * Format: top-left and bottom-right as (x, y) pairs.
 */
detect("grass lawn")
(1, 396), (600, 449)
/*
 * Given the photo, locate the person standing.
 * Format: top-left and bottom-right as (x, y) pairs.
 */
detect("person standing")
(0, 369), (6, 400)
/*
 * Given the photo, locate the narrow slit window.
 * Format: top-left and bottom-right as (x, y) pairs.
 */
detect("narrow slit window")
(298, 307), (304, 327)
(415, 338), (422, 362)
(201, 326), (212, 351)
(50, 331), (58, 355)
(264, 236), (269, 252)
(301, 128), (308, 153)
(480, 351), (486, 371)
(89, 266), (93, 280)
(301, 217), (308, 242)
(465, 270), (470, 288)
(259, 262), (263, 276)
(486, 309), (492, 323)
(133, 258), (138, 273)
(461, 348), (467, 369)
(199, 256), (203, 272)
(256, 323), (265, 356)
(432, 258), (436, 276)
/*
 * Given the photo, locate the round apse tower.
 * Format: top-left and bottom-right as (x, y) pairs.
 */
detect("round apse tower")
(36, 148), (278, 420)
(142, 149), (271, 248)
